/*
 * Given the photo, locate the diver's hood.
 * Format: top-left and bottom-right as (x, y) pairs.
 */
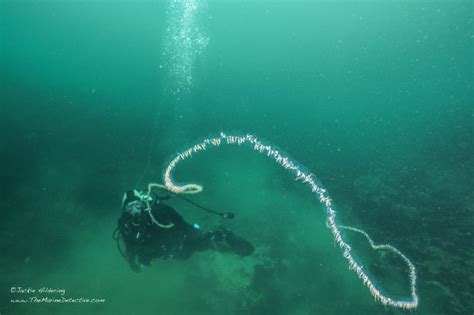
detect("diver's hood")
(121, 189), (142, 210)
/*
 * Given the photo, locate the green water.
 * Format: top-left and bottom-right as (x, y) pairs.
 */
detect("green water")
(1, 1), (472, 314)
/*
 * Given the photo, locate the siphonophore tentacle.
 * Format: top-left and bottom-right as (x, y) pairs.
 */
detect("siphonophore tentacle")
(154, 132), (418, 309)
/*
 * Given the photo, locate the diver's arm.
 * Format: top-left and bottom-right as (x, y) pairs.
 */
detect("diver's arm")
(152, 203), (185, 225)
(118, 214), (144, 272)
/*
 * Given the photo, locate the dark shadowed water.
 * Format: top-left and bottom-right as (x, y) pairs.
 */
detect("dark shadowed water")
(1, 0), (472, 314)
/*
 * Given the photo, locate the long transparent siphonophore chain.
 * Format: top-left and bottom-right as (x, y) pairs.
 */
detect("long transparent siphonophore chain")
(149, 132), (418, 309)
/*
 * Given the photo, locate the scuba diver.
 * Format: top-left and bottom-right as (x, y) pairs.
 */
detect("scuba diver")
(114, 189), (255, 272)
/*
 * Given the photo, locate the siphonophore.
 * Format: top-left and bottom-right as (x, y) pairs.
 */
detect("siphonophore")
(147, 132), (419, 309)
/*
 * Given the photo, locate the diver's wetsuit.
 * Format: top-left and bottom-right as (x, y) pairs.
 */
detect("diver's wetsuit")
(117, 196), (254, 272)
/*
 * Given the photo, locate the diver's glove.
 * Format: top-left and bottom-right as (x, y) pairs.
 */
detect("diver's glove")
(128, 255), (144, 273)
